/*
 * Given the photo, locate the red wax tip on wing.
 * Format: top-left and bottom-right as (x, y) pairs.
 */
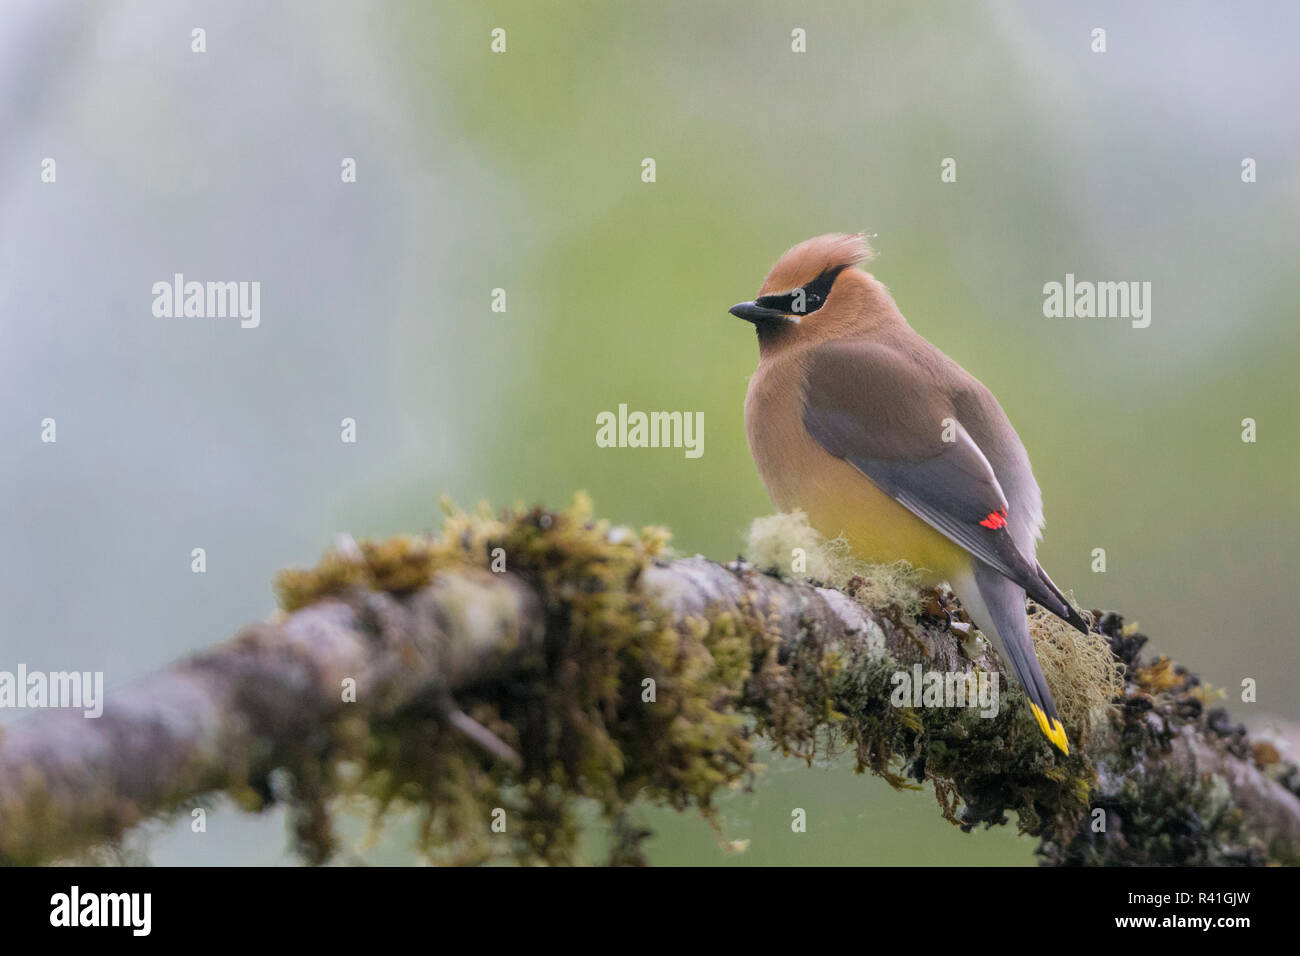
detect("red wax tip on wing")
(979, 508), (1008, 530)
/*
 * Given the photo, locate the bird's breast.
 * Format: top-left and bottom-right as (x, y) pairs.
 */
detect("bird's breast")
(744, 355), (967, 580)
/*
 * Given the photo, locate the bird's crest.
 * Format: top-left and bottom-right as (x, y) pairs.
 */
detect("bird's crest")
(759, 233), (875, 296)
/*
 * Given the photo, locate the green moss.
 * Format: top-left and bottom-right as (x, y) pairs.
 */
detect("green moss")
(1039, 613), (1299, 866)
(266, 493), (761, 865)
(211, 500), (1153, 864)
(7, 497), (1277, 867)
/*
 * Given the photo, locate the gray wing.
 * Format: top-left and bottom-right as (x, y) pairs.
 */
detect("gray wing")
(801, 340), (1087, 632)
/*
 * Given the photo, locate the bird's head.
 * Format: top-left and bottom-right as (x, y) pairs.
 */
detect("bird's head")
(729, 233), (889, 349)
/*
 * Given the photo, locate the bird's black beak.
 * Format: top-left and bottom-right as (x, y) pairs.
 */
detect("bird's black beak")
(729, 301), (787, 324)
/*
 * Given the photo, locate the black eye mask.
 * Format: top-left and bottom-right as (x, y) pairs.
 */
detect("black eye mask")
(754, 264), (847, 316)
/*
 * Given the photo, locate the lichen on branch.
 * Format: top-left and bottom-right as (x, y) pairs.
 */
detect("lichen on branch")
(0, 495), (1295, 866)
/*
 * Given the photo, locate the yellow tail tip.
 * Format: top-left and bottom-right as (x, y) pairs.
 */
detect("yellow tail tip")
(1028, 702), (1070, 755)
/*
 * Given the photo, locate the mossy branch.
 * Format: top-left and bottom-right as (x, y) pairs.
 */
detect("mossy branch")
(0, 496), (1296, 865)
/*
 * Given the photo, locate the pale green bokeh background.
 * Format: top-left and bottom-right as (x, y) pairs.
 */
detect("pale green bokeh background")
(2, 0), (1296, 865)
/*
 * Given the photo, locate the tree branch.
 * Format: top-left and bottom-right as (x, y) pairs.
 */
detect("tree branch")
(0, 499), (1295, 865)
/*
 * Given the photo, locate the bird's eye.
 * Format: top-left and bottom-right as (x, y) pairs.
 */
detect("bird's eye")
(793, 267), (846, 315)
(755, 270), (842, 317)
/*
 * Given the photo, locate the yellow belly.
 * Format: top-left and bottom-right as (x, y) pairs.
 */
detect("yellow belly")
(782, 457), (967, 583)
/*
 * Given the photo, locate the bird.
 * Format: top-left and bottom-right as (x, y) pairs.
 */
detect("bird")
(730, 232), (1087, 755)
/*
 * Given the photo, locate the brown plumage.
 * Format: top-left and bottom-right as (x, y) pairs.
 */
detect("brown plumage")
(730, 233), (1084, 754)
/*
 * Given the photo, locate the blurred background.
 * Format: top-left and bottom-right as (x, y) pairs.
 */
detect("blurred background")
(2, 0), (1297, 865)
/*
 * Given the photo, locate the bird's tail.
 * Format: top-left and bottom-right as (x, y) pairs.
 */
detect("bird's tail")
(953, 563), (1070, 755)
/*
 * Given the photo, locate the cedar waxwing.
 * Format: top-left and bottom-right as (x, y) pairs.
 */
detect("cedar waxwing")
(731, 233), (1087, 754)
